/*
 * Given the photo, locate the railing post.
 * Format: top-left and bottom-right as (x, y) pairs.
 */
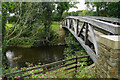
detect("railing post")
(62, 20), (63, 27)
(84, 23), (89, 45)
(76, 19), (79, 35)
(66, 19), (67, 26)
(67, 19), (69, 28)
(75, 56), (77, 71)
(69, 19), (72, 29)
(3, 76), (8, 80)
(87, 56), (91, 66)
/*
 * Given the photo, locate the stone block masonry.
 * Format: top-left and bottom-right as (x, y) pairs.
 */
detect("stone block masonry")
(95, 35), (120, 78)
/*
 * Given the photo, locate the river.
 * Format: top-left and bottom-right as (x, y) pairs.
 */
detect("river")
(5, 46), (65, 68)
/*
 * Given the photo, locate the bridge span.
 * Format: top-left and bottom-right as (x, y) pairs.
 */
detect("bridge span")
(62, 16), (120, 62)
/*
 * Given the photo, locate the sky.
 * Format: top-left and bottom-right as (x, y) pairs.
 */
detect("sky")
(9, 1), (87, 16)
(68, 0), (87, 12)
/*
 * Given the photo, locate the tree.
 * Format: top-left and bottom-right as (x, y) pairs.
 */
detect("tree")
(106, 2), (120, 18)
(62, 10), (82, 19)
(2, 2), (44, 44)
(85, 2), (120, 18)
(41, 2), (55, 30)
(55, 2), (78, 21)
(2, 2), (46, 69)
(2, 2), (18, 41)
(37, 2), (55, 44)
(2, 2), (58, 49)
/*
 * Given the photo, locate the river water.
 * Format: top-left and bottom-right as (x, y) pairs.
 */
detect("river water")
(5, 46), (65, 68)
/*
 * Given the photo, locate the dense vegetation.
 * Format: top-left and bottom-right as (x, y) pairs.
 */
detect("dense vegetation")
(64, 32), (87, 58)
(2, 2), (78, 76)
(62, 2), (120, 18)
(2, 2), (119, 49)
(2, 2), (78, 48)
(1, 1), (119, 79)
(85, 2), (120, 18)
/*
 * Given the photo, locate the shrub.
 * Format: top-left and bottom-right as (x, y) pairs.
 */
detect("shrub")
(8, 37), (34, 47)
(32, 26), (59, 46)
(64, 33), (84, 56)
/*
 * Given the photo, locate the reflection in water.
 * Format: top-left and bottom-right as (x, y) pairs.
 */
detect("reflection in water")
(6, 50), (16, 68)
(6, 46), (65, 68)
(6, 50), (14, 60)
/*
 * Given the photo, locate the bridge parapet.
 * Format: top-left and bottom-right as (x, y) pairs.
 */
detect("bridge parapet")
(95, 35), (120, 78)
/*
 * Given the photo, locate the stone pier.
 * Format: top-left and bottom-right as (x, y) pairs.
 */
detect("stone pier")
(95, 35), (120, 78)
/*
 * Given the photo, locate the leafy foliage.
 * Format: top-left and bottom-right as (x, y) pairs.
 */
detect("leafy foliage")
(8, 37), (33, 47)
(64, 33), (87, 58)
(32, 26), (58, 46)
(53, 2), (78, 21)
(62, 10), (82, 19)
(79, 10), (96, 16)
(85, 2), (120, 18)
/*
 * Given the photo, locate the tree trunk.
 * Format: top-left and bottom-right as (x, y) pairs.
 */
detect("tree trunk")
(96, 6), (100, 16)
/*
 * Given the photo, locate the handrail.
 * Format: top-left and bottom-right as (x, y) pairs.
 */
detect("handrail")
(86, 16), (120, 24)
(63, 16), (120, 35)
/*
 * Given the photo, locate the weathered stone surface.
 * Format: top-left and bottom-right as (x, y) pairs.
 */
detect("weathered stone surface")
(107, 59), (117, 67)
(108, 65), (118, 71)
(111, 54), (119, 58)
(107, 74), (111, 78)
(110, 70), (116, 77)
(95, 35), (119, 78)
(99, 35), (120, 49)
(110, 49), (120, 55)
(109, 57), (119, 63)
(104, 62), (108, 71)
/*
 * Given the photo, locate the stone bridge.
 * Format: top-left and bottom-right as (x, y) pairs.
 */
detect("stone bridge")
(62, 16), (120, 78)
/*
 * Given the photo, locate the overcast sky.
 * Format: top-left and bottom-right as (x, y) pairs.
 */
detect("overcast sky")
(8, 1), (87, 16)
(68, 0), (87, 12)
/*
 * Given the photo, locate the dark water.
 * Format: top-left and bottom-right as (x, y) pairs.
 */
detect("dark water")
(6, 46), (65, 68)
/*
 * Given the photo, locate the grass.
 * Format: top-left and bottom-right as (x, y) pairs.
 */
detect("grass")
(51, 21), (65, 45)
(51, 22), (60, 32)
(6, 23), (14, 28)
(5, 23), (27, 32)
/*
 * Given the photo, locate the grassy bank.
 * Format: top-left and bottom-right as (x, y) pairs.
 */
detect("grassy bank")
(51, 22), (65, 45)
(51, 22), (61, 32)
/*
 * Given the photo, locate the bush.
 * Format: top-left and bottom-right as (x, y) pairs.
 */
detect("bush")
(64, 33), (87, 58)
(32, 26), (59, 46)
(8, 37), (34, 47)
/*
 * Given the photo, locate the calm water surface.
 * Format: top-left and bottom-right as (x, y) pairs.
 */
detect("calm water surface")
(6, 46), (65, 68)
